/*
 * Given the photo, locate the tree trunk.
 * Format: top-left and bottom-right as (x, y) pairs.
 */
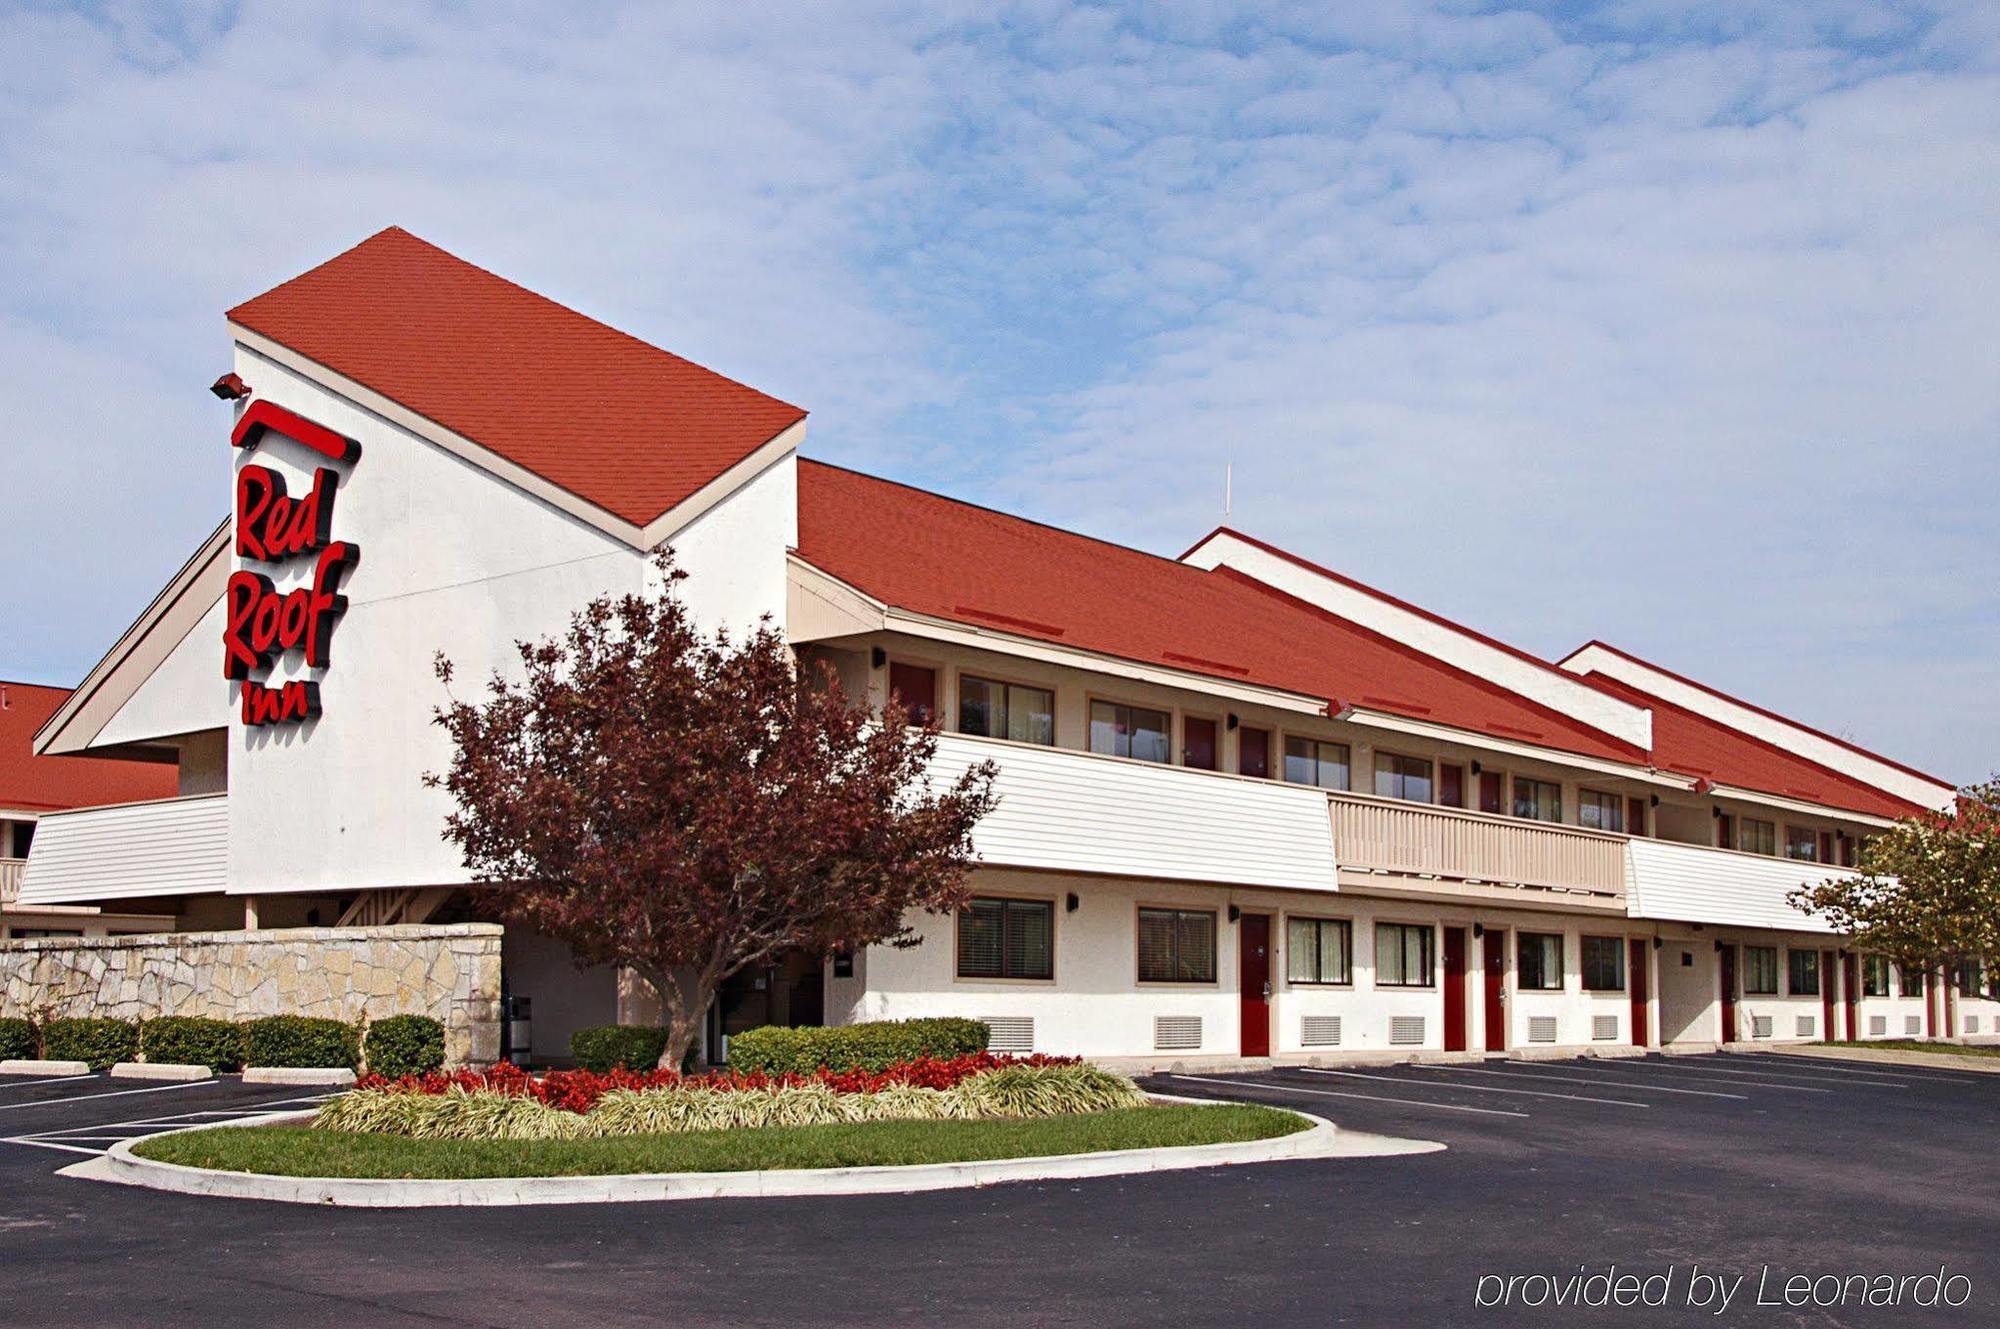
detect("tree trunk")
(643, 965), (716, 1072)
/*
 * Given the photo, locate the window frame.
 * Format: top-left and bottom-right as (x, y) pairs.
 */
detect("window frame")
(1371, 750), (1435, 805)
(956, 671), (1056, 747)
(1285, 914), (1354, 987)
(1135, 905), (1219, 986)
(1737, 818), (1777, 856)
(953, 895), (1056, 983)
(1742, 945), (1779, 996)
(1517, 931), (1566, 992)
(1581, 935), (1627, 992)
(1087, 695), (1175, 765)
(1577, 788), (1624, 834)
(1511, 776), (1563, 824)
(1861, 955), (1889, 997)
(1373, 921), (1436, 990)
(1282, 734), (1351, 791)
(1786, 947), (1820, 997)
(1783, 824), (1820, 862)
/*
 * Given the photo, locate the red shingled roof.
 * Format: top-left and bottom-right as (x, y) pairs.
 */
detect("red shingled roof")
(795, 462), (1647, 765)
(1580, 672), (1923, 820)
(0, 682), (176, 814)
(228, 227), (807, 528)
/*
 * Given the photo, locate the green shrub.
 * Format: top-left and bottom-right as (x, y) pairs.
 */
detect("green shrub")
(140, 1017), (244, 1071)
(364, 1015), (446, 1078)
(41, 1017), (139, 1070)
(570, 1024), (673, 1073)
(726, 1018), (991, 1074)
(242, 1016), (359, 1070)
(0, 1017), (37, 1061)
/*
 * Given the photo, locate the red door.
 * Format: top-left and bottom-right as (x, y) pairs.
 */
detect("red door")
(1927, 969), (1941, 1037)
(1627, 797), (1647, 838)
(1821, 950), (1837, 1042)
(1482, 929), (1507, 1051)
(1717, 814), (1735, 851)
(1442, 927), (1469, 1052)
(1478, 772), (1504, 815)
(887, 663), (936, 724)
(1183, 717), (1217, 771)
(1629, 939), (1650, 1047)
(1841, 953), (1859, 1041)
(1239, 914), (1271, 1057)
(1238, 728), (1270, 779)
(1719, 945), (1738, 1043)
(1439, 764), (1465, 809)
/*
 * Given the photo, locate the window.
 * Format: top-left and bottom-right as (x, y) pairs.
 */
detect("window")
(1089, 701), (1172, 764)
(1743, 945), (1779, 995)
(1518, 932), (1564, 991)
(1287, 917), (1352, 985)
(1784, 825), (1819, 861)
(1284, 737), (1349, 790)
(959, 676), (1055, 746)
(1137, 908), (1216, 983)
(1898, 963), (1926, 998)
(831, 949), (855, 979)
(1582, 936), (1626, 991)
(1959, 959), (1984, 998)
(1373, 753), (1433, 804)
(1375, 922), (1434, 988)
(1512, 777), (1562, 823)
(1787, 949), (1820, 996)
(955, 898), (1053, 980)
(1861, 955), (1889, 997)
(1577, 790), (1624, 833)
(1738, 819), (1776, 856)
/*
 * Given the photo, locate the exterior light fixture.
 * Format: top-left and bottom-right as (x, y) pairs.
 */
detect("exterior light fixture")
(210, 372), (250, 400)
(1227, 904), (1241, 923)
(1065, 892), (1079, 913)
(1470, 760), (1482, 776)
(870, 646), (887, 669)
(1226, 713), (1239, 731)
(1472, 923), (1484, 938)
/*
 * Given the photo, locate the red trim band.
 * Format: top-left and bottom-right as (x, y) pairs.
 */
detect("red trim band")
(230, 400), (361, 463)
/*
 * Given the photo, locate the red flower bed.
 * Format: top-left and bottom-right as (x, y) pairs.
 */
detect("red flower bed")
(356, 1052), (1077, 1115)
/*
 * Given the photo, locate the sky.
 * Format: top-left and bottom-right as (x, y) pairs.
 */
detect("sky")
(1, 0), (1995, 782)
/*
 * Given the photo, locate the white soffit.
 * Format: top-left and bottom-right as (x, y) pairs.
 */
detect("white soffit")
(1182, 531), (1652, 752)
(1560, 643), (1955, 813)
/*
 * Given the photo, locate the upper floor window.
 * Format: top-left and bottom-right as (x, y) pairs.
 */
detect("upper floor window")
(1137, 907), (1217, 983)
(1375, 922), (1434, 988)
(1581, 936), (1627, 991)
(956, 897), (1053, 981)
(1512, 777), (1562, 824)
(959, 676), (1055, 746)
(1284, 737), (1349, 790)
(1742, 945), (1779, 995)
(1518, 932), (1564, 991)
(1089, 701), (1171, 764)
(1577, 789), (1624, 833)
(1286, 916), (1353, 985)
(1784, 825), (1819, 861)
(1861, 955), (1889, 997)
(1787, 948), (1820, 996)
(1738, 819), (1776, 856)
(1373, 753), (1433, 804)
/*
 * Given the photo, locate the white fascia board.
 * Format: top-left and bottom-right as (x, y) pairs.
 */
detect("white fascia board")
(1560, 643), (1955, 813)
(1709, 785), (1899, 831)
(1341, 707), (1693, 789)
(1183, 531), (1652, 752)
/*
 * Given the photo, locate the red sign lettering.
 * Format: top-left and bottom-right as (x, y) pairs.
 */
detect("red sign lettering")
(235, 464), (337, 562)
(241, 679), (320, 725)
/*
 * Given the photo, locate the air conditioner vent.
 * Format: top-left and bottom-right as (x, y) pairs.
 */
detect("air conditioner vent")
(983, 1016), (1034, 1054)
(1796, 1015), (1815, 1038)
(1388, 1016), (1425, 1046)
(1528, 1016), (1558, 1044)
(1154, 1015), (1202, 1052)
(1869, 1015), (1887, 1037)
(1301, 1015), (1342, 1048)
(1967, 1016), (1981, 1035)
(1752, 1015), (1773, 1039)
(1906, 1015), (1923, 1036)
(1591, 1015), (1618, 1042)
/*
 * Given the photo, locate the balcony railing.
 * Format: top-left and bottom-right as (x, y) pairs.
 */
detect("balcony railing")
(1329, 791), (1628, 901)
(0, 858), (22, 908)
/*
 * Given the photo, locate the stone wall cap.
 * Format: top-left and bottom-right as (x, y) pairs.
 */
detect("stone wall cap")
(0, 922), (504, 952)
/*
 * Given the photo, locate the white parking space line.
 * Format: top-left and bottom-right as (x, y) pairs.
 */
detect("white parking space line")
(1731, 1052), (1983, 1083)
(1304, 1067), (1648, 1108)
(0, 1094), (330, 1157)
(0, 1137), (105, 1157)
(0, 1079), (208, 1113)
(1420, 1065), (1748, 1100)
(1578, 1061), (1833, 1093)
(1661, 1059), (1910, 1088)
(0, 1075), (96, 1093)
(1171, 1073), (1531, 1119)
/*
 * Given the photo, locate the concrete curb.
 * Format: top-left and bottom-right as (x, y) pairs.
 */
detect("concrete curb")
(81, 1097), (1441, 1209)
(242, 1067), (357, 1087)
(110, 1063), (213, 1082)
(0, 1059), (91, 1077)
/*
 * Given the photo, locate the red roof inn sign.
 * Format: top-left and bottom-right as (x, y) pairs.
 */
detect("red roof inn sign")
(222, 401), (362, 726)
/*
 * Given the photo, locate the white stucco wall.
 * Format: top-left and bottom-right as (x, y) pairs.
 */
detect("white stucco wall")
(93, 598), (231, 749)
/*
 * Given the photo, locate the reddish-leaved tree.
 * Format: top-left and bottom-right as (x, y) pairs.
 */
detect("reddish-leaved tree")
(429, 559), (998, 1069)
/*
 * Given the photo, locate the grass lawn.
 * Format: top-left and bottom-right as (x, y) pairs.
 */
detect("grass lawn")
(130, 1104), (1306, 1180)
(1817, 1040), (2000, 1059)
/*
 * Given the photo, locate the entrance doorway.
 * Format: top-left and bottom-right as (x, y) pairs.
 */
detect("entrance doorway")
(1442, 927), (1469, 1052)
(1657, 942), (1713, 1045)
(1239, 913), (1272, 1057)
(1842, 952), (1859, 1040)
(1629, 938), (1650, 1047)
(1482, 928), (1507, 1051)
(1821, 949), (1837, 1042)
(1718, 944), (1738, 1043)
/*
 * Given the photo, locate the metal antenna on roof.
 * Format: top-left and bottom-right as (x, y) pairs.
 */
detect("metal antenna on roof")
(1224, 459), (1233, 520)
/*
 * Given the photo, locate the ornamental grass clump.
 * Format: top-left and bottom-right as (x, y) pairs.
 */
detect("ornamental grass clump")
(315, 1085), (594, 1141)
(951, 1063), (1148, 1118)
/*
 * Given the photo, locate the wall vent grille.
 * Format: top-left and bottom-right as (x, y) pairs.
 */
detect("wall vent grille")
(983, 1016), (1034, 1054)
(1388, 1016), (1425, 1046)
(1591, 1015), (1618, 1042)
(1752, 1015), (1774, 1039)
(1301, 1015), (1342, 1047)
(1795, 1016), (1815, 1038)
(1154, 1016), (1202, 1052)
(1906, 1015), (1923, 1036)
(1968, 1016), (1981, 1035)
(1527, 1016), (1559, 1044)
(1869, 1015), (1888, 1037)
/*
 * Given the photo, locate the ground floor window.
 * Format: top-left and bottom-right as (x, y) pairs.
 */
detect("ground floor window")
(1375, 922), (1434, 988)
(1138, 907), (1216, 983)
(1287, 916), (1352, 985)
(956, 897), (1054, 980)
(1581, 935), (1626, 991)
(1517, 932), (1564, 990)
(1959, 959), (1984, 998)
(1862, 955), (1889, 997)
(1743, 945), (1778, 995)
(1787, 948), (1820, 996)
(1898, 964), (1926, 997)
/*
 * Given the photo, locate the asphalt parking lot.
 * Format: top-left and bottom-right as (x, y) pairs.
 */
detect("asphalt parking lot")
(1, 1051), (1996, 1328)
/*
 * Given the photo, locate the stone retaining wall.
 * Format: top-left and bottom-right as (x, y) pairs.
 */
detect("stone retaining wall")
(0, 923), (502, 1066)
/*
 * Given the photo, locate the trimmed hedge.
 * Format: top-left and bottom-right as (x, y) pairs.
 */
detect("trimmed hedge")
(140, 1017), (244, 1071)
(571, 1024), (673, 1073)
(727, 1018), (991, 1075)
(364, 1015), (445, 1079)
(42, 1017), (139, 1070)
(242, 1016), (359, 1070)
(0, 1017), (37, 1061)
